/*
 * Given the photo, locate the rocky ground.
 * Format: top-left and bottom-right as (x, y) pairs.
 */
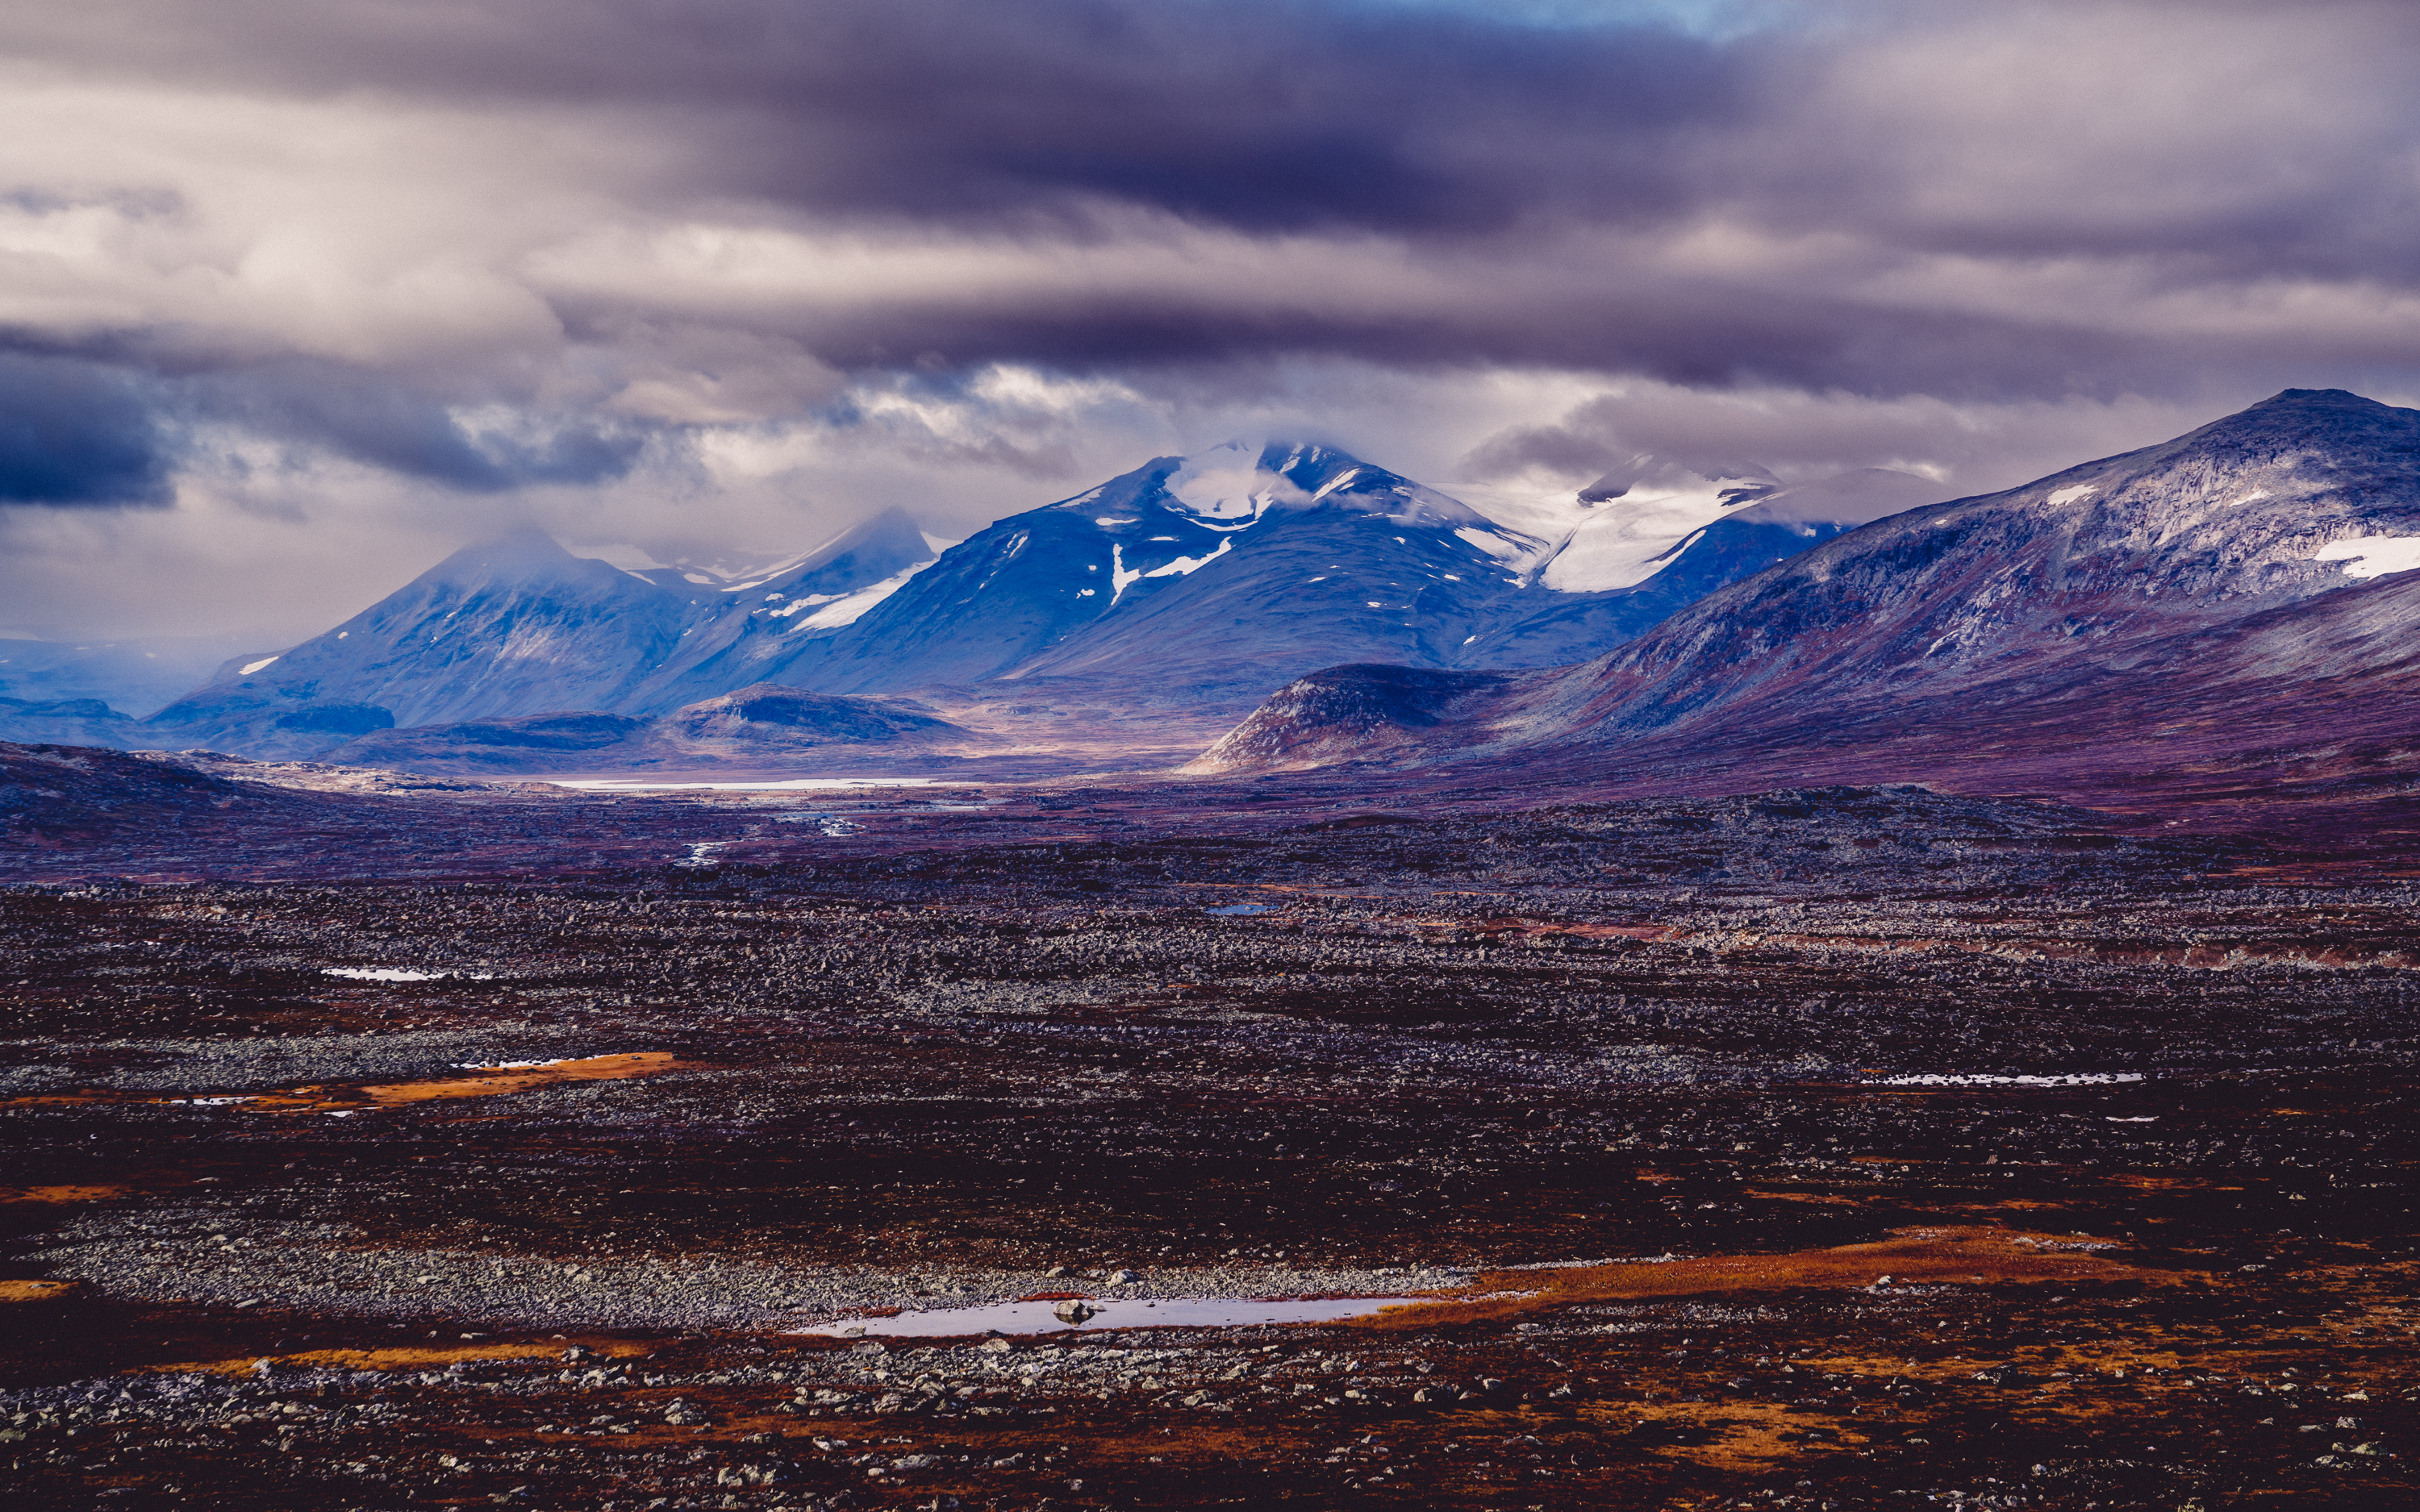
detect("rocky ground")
(6, 770), (2420, 1508)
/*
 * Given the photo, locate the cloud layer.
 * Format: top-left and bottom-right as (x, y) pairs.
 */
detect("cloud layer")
(2, 0), (2418, 636)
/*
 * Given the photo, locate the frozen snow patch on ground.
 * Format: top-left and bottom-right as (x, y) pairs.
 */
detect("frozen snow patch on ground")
(2314, 534), (2420, 578)
(1877, 1072), (2145, 1087)
(449, 1056), (631, 1071)
(323, 967), (493, 983)
(775, 812), (864, 835)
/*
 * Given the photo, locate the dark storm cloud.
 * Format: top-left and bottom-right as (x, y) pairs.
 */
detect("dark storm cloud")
(3, 0), (2420, 510)
(0, 356), (171, 506)
(187, 367), (647, 494)
(13, 0), (1737, 235)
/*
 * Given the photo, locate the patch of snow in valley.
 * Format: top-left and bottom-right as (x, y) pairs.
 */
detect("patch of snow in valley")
(323, 967), (494, 983)
(1533, 481), (1748, 592)
(775, 812), (864, 835)
(1455, 466), (1942, 593)
(1877, 1072), (2146, 1087)
(451, 1056), (624, 1071)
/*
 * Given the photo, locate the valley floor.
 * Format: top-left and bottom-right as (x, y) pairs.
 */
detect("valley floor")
(6, 773), (2419, 1509)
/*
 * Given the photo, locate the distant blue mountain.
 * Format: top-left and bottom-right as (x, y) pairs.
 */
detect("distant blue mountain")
(145, 528), (697, 760)
(131, 443), (1927, 760)
(0, 631), (273, 727)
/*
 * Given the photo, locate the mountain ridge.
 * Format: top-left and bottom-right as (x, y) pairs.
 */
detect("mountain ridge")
(131, 440), (1923, 762)
(1190, 389), (2420, 784)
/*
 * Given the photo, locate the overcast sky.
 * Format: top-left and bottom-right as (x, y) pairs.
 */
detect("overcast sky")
(4, 0), (2418, 641)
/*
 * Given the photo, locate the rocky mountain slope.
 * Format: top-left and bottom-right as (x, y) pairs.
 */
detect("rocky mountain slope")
(1193, 389), (2420, 785)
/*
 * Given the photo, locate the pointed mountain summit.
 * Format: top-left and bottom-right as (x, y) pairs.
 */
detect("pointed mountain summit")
(769, 440), (1546, 698)
(619, 506), (947, 714)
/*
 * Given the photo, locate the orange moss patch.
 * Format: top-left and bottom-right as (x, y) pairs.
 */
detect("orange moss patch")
(1742, 1187), (1864, 1207)
(0, 1280), (77, 1302)
(5, 1056), (686, 1117)
(350, 1052), (684, 1106)
(156, 1338), (655, 1376)
(1608, 1401), (1866, 1470)
(2104, 1174), (2231, 1193)
(1946, 1198), (2068, 1211)
(0, 1184), (130, 1204)
(1363, 1226), (2176, 1330)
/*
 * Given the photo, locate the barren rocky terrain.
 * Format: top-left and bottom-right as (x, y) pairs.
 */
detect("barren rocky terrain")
(6, 760), (2420, 1509)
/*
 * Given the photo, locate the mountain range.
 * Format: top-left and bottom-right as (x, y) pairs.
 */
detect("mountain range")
(61, 441), (1930, 764)
(1190, 389), (2420, 804)
(7, 389), (2418, 798)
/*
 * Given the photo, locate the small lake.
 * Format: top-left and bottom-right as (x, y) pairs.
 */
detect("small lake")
(797, 1293), (1429, 1338)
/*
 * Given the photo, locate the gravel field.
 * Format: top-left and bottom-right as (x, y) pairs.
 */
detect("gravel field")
(7, 775), (2420, 1508)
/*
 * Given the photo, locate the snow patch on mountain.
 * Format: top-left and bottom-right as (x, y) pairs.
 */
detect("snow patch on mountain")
(1144, 538), (1233, 579)
(1167, 441), (1310, 523)
(2314, 535), (2420, 578)
(770, 558), (940, 628)
(1451, 464), (1946, 594)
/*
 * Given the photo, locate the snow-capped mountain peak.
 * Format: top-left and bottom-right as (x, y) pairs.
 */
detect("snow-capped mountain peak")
(133, 436), (1928, 758)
